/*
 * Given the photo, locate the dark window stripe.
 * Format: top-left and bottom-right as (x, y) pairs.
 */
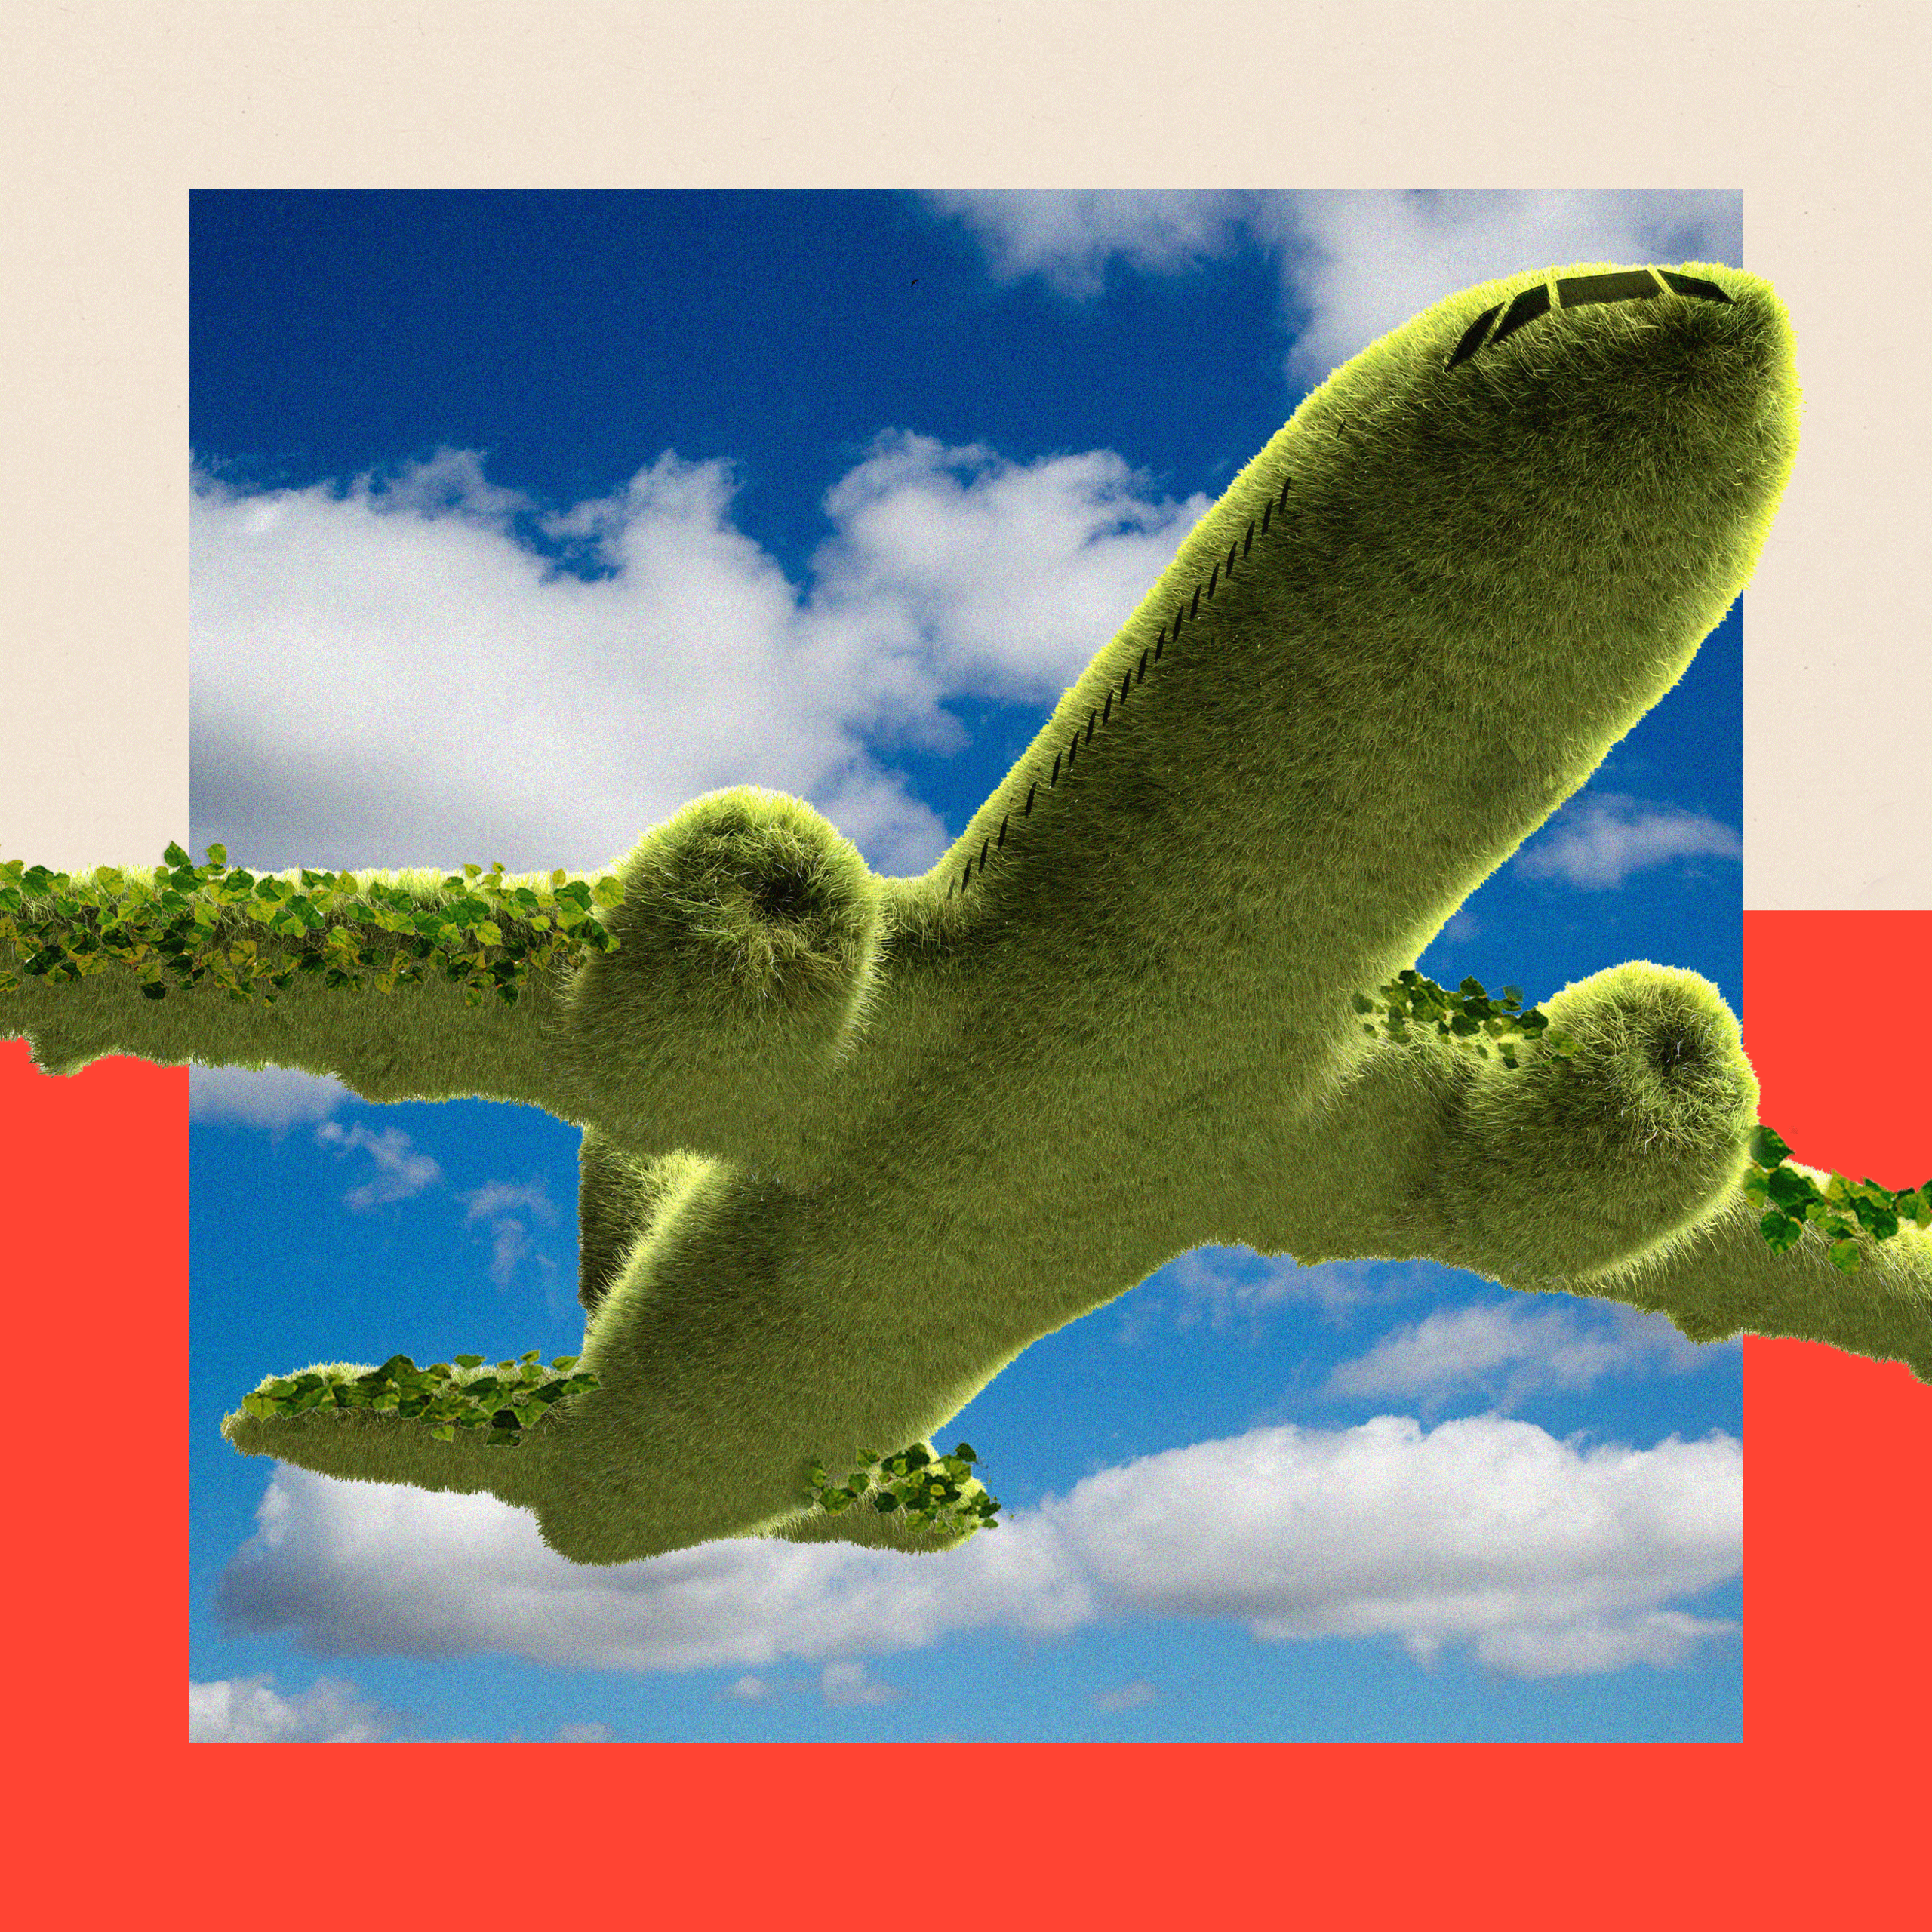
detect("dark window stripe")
(1657, 268), (1734, 305)
(1556, 268), (1663, 308)
(1444, 301), (1503, 369)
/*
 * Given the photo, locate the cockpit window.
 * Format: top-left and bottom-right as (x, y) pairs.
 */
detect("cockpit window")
(1444, 302), (1503, 370)
(1555, 268), (1663, 306)
(1656, 269), (1733, 304)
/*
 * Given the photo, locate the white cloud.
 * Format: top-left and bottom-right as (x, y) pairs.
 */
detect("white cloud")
(190, 1063), (349, 1130)
(813, 433), (1209, 726)
(1115, 1247), (1445, 1350)
(463, 1179), (555, 1222)
(1092, 1680), (1158, 1712)
(1513, 792), (1742, 890)
(1473, 1611), (1734, 1678)
(1327, 1301), (1713, 1407)
(1155, 1249), (1429, 1335)
(928, 189), (1743, 385)
(461, 1178), (561, 1289)
(552, 1721), (612, 1740)
(191, 437), (1202, 884)
(926, 190), (1248, 299)
(820, 1660), (897, 1707)
(480, 1220), (530, 1287)
(217, 1414), (1739, 1684)
(721, 1673), (779, 1703)
(189, 1672), (396, 1741)
(314, 1119), (441, 1209)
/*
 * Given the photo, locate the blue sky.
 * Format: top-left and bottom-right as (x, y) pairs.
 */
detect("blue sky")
(188, 189), (1749, 1743)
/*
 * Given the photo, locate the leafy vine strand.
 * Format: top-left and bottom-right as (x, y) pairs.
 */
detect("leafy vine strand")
(0, 842), (626, 1008)
(807, 1442), (1000, 1536)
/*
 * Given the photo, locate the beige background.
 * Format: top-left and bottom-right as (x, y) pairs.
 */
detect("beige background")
(2, 0), (1925, 905)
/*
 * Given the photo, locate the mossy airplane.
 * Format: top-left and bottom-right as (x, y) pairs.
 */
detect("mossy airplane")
(6, 260), (1927, 1566)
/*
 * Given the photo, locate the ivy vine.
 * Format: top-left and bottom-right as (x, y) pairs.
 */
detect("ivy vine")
(1353, 967), (1577, 1067)
(1356, 971), (1930, 1272)
(0, 842), (625, 1008)
(1743, 1124), (1931, 1275)
(807, 1441), (1001, 1535)
(238, 1351), (601, 1444)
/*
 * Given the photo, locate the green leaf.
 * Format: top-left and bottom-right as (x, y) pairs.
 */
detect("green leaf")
(1759, 1211), (1804, 1255)
(1749, 1124), (1792, 1169)
(1855, 1203), (1900, 1243)
(1829, 1239), (1863, 1275)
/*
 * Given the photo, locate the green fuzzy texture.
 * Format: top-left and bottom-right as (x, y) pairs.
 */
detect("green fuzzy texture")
(8, 260), (1927, 1568)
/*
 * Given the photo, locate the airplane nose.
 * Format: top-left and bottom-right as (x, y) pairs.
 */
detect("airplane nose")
(1380, 262), (1800, 624)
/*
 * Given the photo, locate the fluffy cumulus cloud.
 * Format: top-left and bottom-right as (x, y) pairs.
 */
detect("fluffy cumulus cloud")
(190, 438), (1205, 884)
(190, 1672), (397, 1742)
(1512, 792), (1742, 890)
(928, 189), (1744, 385)
(1326, 1300), (1715, 1407)
(217, 1414), (1739, 1683)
